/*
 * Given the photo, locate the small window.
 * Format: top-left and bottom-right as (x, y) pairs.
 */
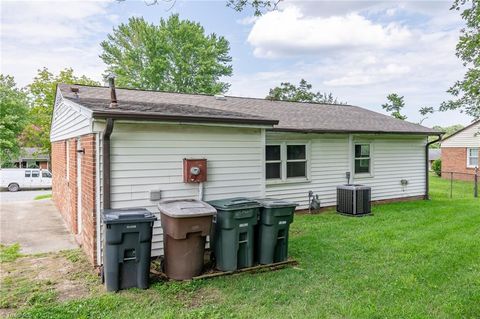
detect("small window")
(25, 170), (31, 178)
(286, 145), (307, 178)
(355, 144), (371, 174)
(266, 145), (281, 179)
(42, 171), (52, 178)
(265, 143), (309, 181)
(32, 170), (40, 178)
(467, 148), (479, 167)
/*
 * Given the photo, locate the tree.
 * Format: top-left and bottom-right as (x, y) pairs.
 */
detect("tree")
(0, 75), (29, 166)
(100, 15), (233, 94)
(432, 159), (442, 177)
(21, 68), (99, 153)
(266, 79), (344, 104)
(440, 0), (480, 119)
(118, 0), (281, 16)
(419, 106), (435, 124)
(382, 93), (407, 120)
(226, 0), (282, 16)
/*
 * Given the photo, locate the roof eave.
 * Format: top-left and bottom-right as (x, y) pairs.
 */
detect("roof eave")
(269, 127), (444, 136)
(91, 110), (279, 126)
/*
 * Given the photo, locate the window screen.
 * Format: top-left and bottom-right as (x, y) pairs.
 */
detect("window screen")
(266, 145), (282, 179)
(355, 144), (371, 174)
(286, 145), (306, 178)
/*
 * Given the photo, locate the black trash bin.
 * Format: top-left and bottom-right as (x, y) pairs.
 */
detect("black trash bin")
(255, 198), (297, 264)
(102, 208), (157, 292)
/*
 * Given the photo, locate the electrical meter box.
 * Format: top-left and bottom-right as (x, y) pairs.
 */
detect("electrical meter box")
(183, 159), (207, 183)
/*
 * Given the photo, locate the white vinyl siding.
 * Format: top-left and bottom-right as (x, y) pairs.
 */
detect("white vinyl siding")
(50, 89), (93, 142)
(266, 132), (426, 209)
(100, 122), (264, 258)
(441, 122), (480, 148)
(353, 137), (426, 201)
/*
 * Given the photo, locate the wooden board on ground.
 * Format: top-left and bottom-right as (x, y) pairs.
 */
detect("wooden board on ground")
(192, 259), (298, 280)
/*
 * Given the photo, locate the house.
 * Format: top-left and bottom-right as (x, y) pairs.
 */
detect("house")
(13, 147), (50, 169)
(428, 149), (441, 171)
(440, 120), (479, 181)
(50, 82), (441, 266)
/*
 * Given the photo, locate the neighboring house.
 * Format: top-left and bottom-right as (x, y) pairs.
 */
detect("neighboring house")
(428, 149), (441, 171)
(13, 147), (50, 170)
(50, 83), (441, 266)
(440, 120), (480, 181)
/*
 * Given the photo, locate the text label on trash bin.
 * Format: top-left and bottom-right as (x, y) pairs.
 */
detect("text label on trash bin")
(279, 221), (287, 225)
(239, 223), (249, 227)
(126, 225), (137, 229)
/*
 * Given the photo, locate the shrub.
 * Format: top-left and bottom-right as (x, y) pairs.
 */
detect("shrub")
(432, 159), (442, 176)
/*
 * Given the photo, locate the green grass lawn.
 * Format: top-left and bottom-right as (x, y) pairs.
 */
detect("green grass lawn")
(33, 194), (52, 201)
(3, 175), (479, 318)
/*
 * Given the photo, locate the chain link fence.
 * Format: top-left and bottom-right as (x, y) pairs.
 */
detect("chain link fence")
(440, 169), (478, 199)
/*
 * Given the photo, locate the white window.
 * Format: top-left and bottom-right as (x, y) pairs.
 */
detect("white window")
(467, 147), (479, 167)
(265, 143), (309, 182)
(354, 143), (371, 175)
(266, 145), (282, 179)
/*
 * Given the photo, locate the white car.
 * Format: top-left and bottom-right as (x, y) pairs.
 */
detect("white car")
(0, 168), (52, 192)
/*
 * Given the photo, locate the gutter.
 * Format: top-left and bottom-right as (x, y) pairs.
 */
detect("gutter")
(102, 118), (114, 209)
(92, 111), (279, 127)
(270, 127), (445, 136)
(424, 135), (443, 200)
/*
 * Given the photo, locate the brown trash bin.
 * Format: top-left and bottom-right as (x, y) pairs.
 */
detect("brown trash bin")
(158, 199), (216, 280)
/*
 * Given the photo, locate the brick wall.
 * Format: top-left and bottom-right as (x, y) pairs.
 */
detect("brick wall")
(441, 147), (479, 181)
(51, 134), (97, 265)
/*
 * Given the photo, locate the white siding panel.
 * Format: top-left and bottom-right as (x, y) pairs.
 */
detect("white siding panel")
(266, 133), (350, 209)
(354, 138), (426, 201)
(50, 90), (93, 142)
(102, 122), (263, 258)
(266, 132), (427, 209)
(441, 122), (480, 148)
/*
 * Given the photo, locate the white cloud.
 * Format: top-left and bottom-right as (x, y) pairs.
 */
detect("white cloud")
(1, 1), (110, 86)
(247, 6), (412, 58)
(230, 2), (470, 126)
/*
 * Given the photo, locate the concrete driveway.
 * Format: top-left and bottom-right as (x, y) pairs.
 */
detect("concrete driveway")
(0, 198), (77, 254)
(0, 189), (51, 202)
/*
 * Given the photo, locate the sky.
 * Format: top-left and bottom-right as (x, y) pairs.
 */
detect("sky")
(0, 0), (474, 127)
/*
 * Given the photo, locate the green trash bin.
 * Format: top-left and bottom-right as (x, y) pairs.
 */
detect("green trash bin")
(255, 198), (297, 264)
(208, 197), (261, 271)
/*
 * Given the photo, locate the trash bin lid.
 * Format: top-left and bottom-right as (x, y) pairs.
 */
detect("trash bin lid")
(255, 198), (298, 208)
(102, 208), (157, 224)
(208, 197), (261, 211)
(158, 199), (216, 218)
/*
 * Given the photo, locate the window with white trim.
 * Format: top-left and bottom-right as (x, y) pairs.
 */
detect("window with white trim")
(467, 147), (479, 167)
(354, 143), (371, 174)
(266, 145), (282, 179)
(265, 143), (309, 181)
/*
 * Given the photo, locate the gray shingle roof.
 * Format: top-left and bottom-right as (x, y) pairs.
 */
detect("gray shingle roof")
(59, 84), (441, 135)
(428, 149), (441, 161)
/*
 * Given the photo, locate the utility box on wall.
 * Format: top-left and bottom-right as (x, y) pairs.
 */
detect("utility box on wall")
(183, 159), (207, 183)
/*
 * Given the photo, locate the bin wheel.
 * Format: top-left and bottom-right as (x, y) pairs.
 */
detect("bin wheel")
(100, 266), (105, 284)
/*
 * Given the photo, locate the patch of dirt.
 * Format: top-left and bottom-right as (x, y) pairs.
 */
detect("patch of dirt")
(0, 249), (100, 314)
(181, 287), (224, 309)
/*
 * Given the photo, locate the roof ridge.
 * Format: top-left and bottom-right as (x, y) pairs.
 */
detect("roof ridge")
(61, 83), (357, 108)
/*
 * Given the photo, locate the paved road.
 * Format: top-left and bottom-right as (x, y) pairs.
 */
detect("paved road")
(0, 199), (77, 254)
(0, 189), (52, 202)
